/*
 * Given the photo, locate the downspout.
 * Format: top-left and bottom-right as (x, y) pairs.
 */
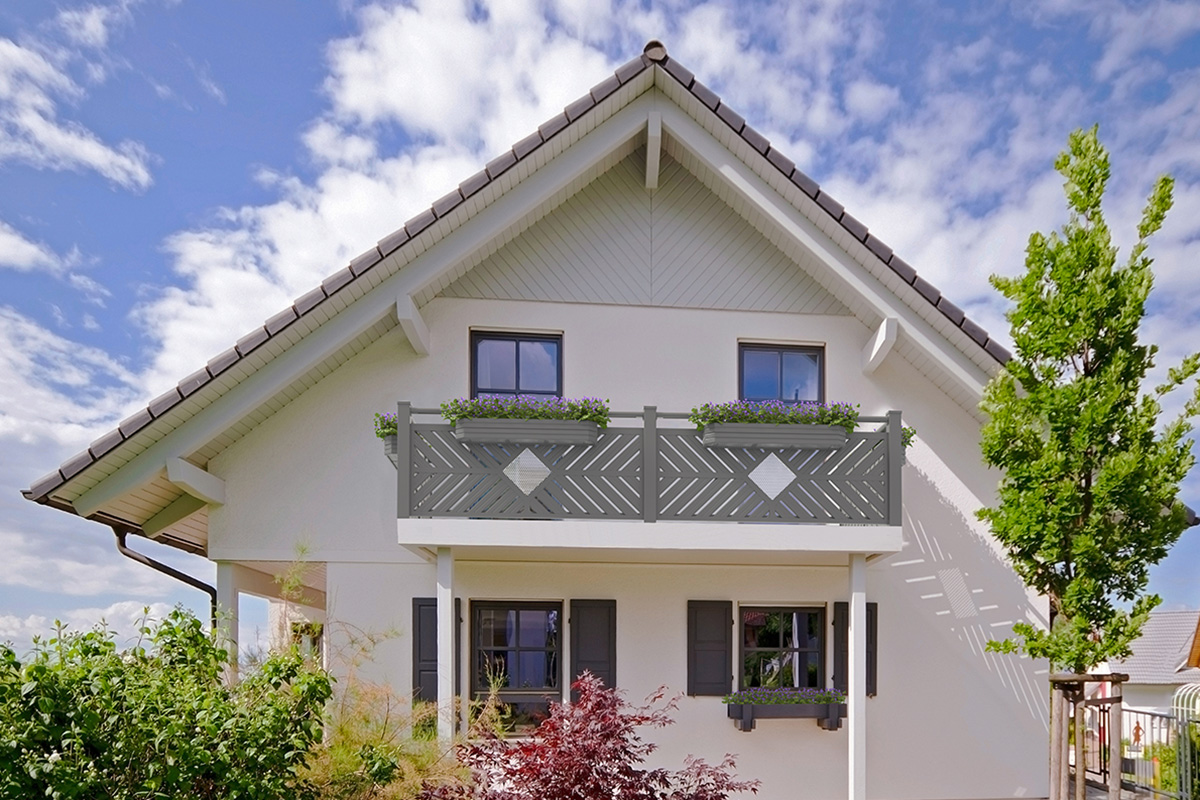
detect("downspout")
(112, 526), (217, 630)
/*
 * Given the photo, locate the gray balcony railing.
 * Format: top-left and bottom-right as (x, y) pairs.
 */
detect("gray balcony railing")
(392, 404), (904, 526)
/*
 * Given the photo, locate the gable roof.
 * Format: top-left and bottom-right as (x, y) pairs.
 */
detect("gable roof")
(23, 40), (1011, 548)
(1112, 610), (1200, 685)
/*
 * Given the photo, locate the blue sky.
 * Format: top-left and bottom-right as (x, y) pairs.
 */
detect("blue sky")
(2, 0), (1199, 652)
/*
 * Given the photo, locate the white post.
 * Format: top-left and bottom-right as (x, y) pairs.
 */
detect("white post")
(215, 561), (239, 682)
(848, 553), (867, 800)
(436, 547), (455, 741)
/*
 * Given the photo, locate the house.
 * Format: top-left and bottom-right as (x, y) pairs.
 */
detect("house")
(1109, 609), (1200, 715)
(23, 41), (1050, 800)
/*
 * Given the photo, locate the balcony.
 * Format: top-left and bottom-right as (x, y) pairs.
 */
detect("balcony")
(389, 404), (904, 533)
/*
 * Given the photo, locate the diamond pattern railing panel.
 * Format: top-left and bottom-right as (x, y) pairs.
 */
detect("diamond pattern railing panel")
(410, 425), (644, 519)
(404, 420), (892, 525)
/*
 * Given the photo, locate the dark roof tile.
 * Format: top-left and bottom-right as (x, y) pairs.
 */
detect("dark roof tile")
(148, 388), (183, 417)
(741, 125), (769, 155)
(538, 113), (570, 141)
(512, 131), (543, 161)
(564, 93), (596, 122)
(615, 55), (648, 84)
(790, 169), (819, 198)
(984, 338), (1012, 363)
(766, 148), (795, 177)
(961, 316), (989, 346)
(888, 256), (917, 284)
(264, 307), (298, 336)
(865, 235), (893, 263)
(206, 347), (240, 378)
(691, 80), (719, 111)
(60, 450), (94, 481)
(118, 408), (153, 438)
(716, 104), (745, 133)
(841, 212), (868, 242)
(662, 58), (694, 88)
(293, 286), (327, 317)
(28, 470), (64, 500)
(590, 74), (620, 103)
(815, 191), (845, 220)
(486, 149), (517, 179)
(178, 367), (212, 398)
(912, 275), (940, 305)
(321, 266), (354, 295)
(936, 296), (965, 326)
(88, 428), (125, 459)
(378, 227), (409, 256)
(349, 247), (382, 275)
(459, 168), (491, 199)
(404, 207), (437, 237)
(432, 189), (464, 218)
(235, 326), (269, 356)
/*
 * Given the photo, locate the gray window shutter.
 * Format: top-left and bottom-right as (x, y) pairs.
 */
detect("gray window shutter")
(413, 597), (462, 702)
(833, 601), (877, 697)
(570, 599), (616, 696)
(687, 600), (732, 696)
(413, 597), (437, 701)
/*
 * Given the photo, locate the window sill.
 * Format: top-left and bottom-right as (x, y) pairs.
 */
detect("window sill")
(725, 702), (847, 732)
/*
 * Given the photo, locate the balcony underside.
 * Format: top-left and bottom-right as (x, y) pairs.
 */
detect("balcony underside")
(398, 518), (904, 563)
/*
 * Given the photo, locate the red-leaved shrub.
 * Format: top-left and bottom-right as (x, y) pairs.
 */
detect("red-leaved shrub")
(418, 672), (759, 800)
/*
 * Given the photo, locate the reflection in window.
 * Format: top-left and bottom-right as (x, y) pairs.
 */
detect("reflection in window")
(472, 332), (562, 397)
(740, 607), (824, 689)
(473, 602), (562, 731)
(739, 345), (823, 403)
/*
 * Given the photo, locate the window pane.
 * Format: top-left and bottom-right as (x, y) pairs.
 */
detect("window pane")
(479, 650), (513, 689)
(497, 700), (551, 732)
(518, 340), (559, 393)
(517, 651), (558, 690)
(742, 609), (779, 648)
(517, 609), (557, 648)
(476, 339), (516, 392)
(777, 651), (821, 688)
(782, 351), (820, 402)
(742, 350), (780, 400)
(479, 609), (516, 648)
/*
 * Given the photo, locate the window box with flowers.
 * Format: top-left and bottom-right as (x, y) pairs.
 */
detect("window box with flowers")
(722, 688), (848, 732)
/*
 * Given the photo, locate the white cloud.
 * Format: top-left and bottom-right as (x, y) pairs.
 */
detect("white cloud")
(0, 529), (175, 598)
(56, 3), (134, 50)
(0, 600), (174, 654)
(844, 79), (901, 124)
(0, 28), (153, 188)
(0, 219), (56, 271)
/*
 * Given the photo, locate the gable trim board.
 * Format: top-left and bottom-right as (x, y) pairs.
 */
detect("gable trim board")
(23, 41), (1010, 547)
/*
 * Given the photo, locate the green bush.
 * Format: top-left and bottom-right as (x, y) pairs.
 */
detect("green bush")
(0, 608), (332, 799)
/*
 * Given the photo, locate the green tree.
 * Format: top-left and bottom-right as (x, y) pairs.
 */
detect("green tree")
(979, 126), (1200, 673)
(0, 608), (333, 799)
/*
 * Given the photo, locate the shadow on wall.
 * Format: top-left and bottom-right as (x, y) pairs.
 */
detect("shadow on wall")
(880, 457), (1049, 728)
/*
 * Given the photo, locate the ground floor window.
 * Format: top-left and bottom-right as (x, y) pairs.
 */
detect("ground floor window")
(739, 606), (824, 689)
(471, 601), (561, 729)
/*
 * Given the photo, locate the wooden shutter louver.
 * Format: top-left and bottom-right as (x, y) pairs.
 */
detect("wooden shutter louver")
(570, 599), (617, 698)
(687, 600), (732, 696)
(833, 601), (877, 697)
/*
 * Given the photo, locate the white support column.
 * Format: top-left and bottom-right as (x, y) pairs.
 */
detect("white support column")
(436, 547), (455, 741)
(216, 561), (240, 682)
(848, 553), (867, 800)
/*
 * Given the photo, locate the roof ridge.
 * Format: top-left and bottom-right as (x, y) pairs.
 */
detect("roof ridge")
(23, 39), (1009, 508)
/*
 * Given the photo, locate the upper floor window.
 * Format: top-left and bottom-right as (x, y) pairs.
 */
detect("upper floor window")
(739, 344), (824, 403)
(471, 332), (562, 397)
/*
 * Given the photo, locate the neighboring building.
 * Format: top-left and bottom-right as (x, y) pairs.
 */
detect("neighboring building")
(1111, 609), (1200, 715)
(24, 41), (1049, 800)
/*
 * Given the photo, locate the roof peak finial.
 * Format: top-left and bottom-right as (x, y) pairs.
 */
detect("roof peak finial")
(643, 40), (668, 62)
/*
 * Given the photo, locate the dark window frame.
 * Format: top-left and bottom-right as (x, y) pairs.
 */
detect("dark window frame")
(470, 331), (563, 398)
(470, 600), (563, 704)
(737, 343), (825, 404)
(738, 605), (826, 691)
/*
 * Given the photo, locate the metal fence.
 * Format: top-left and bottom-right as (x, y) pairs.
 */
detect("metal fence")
(392, 405), (904, 526)
(1077, 702), (1200, 800)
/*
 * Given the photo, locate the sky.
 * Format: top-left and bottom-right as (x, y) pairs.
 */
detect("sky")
(1, 0), (1199, 655)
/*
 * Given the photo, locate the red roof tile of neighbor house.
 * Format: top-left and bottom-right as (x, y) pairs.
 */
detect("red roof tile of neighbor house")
(22, 40), (1010, 509)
